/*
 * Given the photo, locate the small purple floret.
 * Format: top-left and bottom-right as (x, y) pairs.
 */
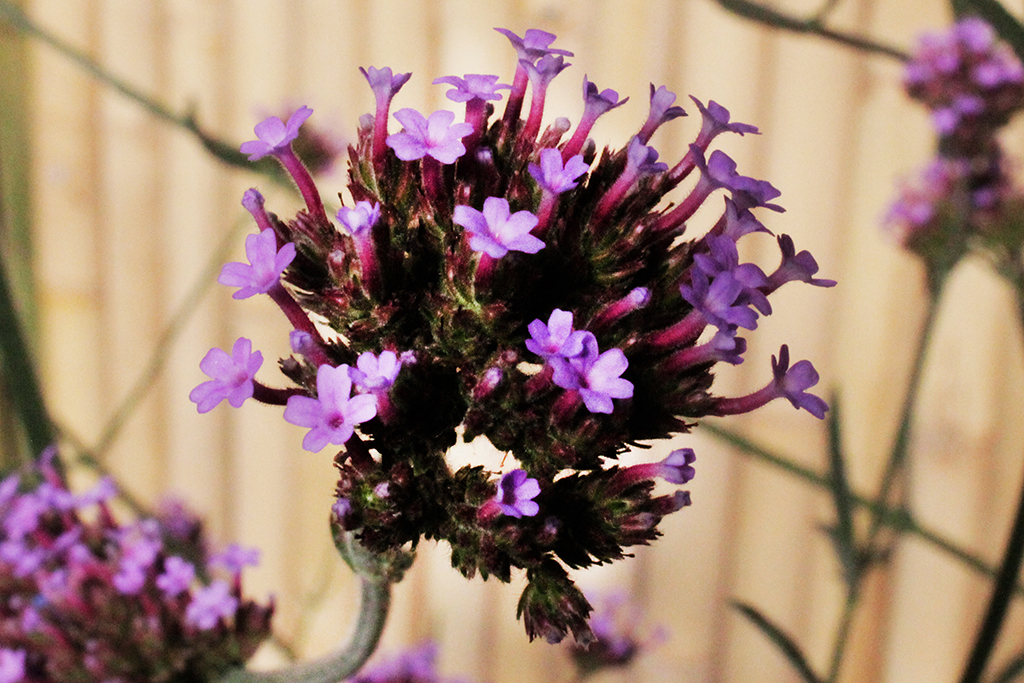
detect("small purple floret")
(212, 544), (260, 573)
(386, 109), (474, 164)
(348, 350), (403, 394)
(0, 649), (25, 683)
(283, 364), (378, 452)
(217, 229), (296, 300)
(337, 201), (381, 239)
(495, 469), (541, 518)
(772, 345), (829, 419)
(659, 448), (696, 484)
(526, 309), (589, 360)
(433, 74), (510, 102)
(529, 148), (589, 194)
(190, 338), (263, 413)
(550, 335), (634, 414)
(453, 197), (544, 258)
(156, 556), (196, 597)
(239, 106), (313, 161)
(186, 580), (238, 630)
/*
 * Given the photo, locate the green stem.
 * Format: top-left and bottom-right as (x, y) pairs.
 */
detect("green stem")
(219, 576), (391, 683)
(0, 175), (54, 462)
(864, 282), (944, 547)
(701, 422), (1024, 598)
(956, 263), (1024, 683)
(0, 0), (287, 185)
(710, 0), (910, 61)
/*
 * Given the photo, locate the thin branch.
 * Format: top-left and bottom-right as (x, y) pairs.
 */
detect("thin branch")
(0, 0), (287, 184)
(710, 0), (911, 62)
(701, 422), (1024, 598)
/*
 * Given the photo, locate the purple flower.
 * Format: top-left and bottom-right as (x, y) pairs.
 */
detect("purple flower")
(694, 234), (771, 315)
(283, 364), (378, 452)
(690, 96), (759, 149)
(658, 448), (696, 484)
(550, 335), (634, 414)
(766, 234), (837, 292)
(772, 345), (828, 418)
(562, 77), (629, 160)
(239, 106), (313, 161)
(360, 66), (412, 104)
(494, 28), (574, 62)
(189, 338), (263, 413)
(453, 197), (544, 258)
(218, 228), (296, 299)
(337, 201), (381, 239)
(156, 556), (195, 597)
(679, 269), (759, 332)
(526, 309), (589, 361)
(186, 579), (238, 630)
(0, 649), (25, 683)
(721, 198), (772, 239)
(212, 544), (260, 573)
(113, 560), (147, 594)
(348, 350), (403, 393)
(494, 469), (541, 518)
(433, 74), (510, 102)
(638, 84), (687, 143)
(386, 108), (474, 164)
(529, 148), (589, 194)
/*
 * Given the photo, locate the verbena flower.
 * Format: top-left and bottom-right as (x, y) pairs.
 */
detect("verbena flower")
(386, 109), (474, 164)
(206, 25), (832, 645)
(217, 228), (296, 299)
(283, 364), (378, 452)
(239, 106), (313, 160)
(189, 337), (263, 413)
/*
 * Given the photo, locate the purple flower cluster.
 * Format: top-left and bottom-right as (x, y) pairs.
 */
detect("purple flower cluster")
(0, 452), (272, 682)
(887, 17), (1024, 260)
(200, 26), (832, 645)
(566, 591), (666, 675)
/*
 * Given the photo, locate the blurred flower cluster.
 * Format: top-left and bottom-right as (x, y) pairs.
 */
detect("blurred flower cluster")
(194, 27), (833, 644)
(887, 17), (1024, 273)
(0, 450), (272, 683)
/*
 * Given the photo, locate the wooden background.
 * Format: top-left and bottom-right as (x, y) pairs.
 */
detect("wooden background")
(6, 0), (1024, 681)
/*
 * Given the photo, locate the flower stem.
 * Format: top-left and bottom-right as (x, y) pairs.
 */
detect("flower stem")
(956, 262), (1024, 683)
(218, 575), (391, 683)
(0, 184), (54, 462)
(0, 0), (288, 186)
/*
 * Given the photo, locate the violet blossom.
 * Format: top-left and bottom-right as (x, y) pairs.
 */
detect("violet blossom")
(526, 308), (589, 361)
(766, 234), (838, 292)
(453, 196), (544, 259)
(529, 148), (589, 194)
(550, 335), (634, 414)
(186, 580), (238, 630)
(283, 364), (378, 452)
(337, 201), (382, 239)
(638, 84), (687, 144)
(348, 350), (403, 394)
(386, 108), (474, 164)
(494, 469), (541, 518)
(562, 77), (629, 161)
(239, 106), (313, 161)
(217, 228), (296, 300)
(189, 337), (263, 413)
(0, 650), (25, 683)
(156, 556), (196, 597)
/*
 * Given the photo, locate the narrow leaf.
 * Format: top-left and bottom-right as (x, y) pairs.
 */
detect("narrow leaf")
(953, 0), (1024, 64)
(826, 392), (860, 588)
(732, 601), (823, 683)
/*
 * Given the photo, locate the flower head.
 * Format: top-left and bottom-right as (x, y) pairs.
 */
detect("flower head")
(283, 364), (378, 452)
(239, 106), (313, 161)
(190, 338), (263, 413)
(218, 229), (296, 299)
(386, 108), (474, 164)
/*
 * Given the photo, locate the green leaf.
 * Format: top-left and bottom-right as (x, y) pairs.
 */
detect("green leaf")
(990, 651), (1024, 683)
(825, 392), (860, 589)
(732, 601), (823, 683)
(952, 0), (1024, 64)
